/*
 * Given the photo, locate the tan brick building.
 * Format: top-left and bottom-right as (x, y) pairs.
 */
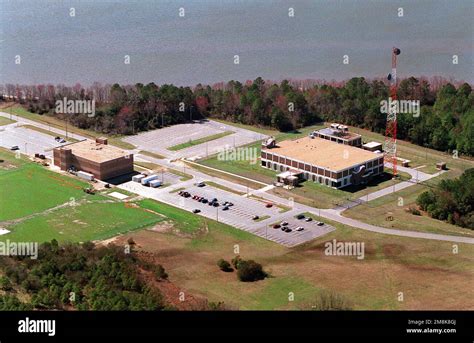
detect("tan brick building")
(53, 138), (133, 180)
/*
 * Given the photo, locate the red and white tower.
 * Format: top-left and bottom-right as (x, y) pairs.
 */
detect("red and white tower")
(384, 47), (401, 176)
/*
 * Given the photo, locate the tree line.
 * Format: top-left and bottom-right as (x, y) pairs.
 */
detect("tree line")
(417, 168), (474, 229)
(2, 76), (473, 155)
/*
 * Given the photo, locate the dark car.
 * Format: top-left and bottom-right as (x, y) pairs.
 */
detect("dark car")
(284, 228), (293, 233)
(192, 209), (201, 214)
(296, 214), (305, 220)
(265, 203), (273, 208)
(252, 215), (259, 220)
(317, 222), (324, 226)
(213, 202), (219, 207)
(196, 182), (206, 187)
(222, 206), (229, 211)
(201, 199), (208, 204)
(178, 191), (184, 195)
(10, 146), (19, 151)
(272, 224), (281, 229)
(305, 217), (313, 222)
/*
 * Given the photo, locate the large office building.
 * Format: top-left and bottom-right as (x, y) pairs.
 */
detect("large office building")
(261, 135), (384, 189)
(53, 138), (134, 180)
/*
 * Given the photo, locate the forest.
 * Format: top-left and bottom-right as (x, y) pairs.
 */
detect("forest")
(2, 76), (473, 155)
(0, 241), (166, 310)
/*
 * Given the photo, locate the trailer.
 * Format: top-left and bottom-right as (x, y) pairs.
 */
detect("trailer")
(141, 174), (158, 185)
(149, 179), (162, 188)
(77, 171), (94, 181)
(132, 174), (146, 183)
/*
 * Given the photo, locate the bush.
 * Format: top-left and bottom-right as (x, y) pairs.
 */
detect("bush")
(236, 260), (267, 282)
(0, 276), (13, 291)
(407, 206), (421, 215)
(231, 255), (243, 270)
(217, 259), (233, 272)
(154, 264), (168, 280)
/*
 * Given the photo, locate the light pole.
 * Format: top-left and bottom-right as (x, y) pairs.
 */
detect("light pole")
(216, 207), (219, 222)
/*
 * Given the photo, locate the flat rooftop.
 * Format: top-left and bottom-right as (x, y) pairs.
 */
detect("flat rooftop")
(316, 127), (361, 140)
(60, 140), (130, 163)
(263, 136), (380, 171)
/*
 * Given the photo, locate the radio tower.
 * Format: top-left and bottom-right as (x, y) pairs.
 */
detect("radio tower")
(384, 47), (401, 177)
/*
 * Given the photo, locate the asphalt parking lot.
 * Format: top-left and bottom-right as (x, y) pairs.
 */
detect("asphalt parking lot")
(0, 124), (71, 157)
(122, 120), (266, 159)
(118, 181), (335, 247)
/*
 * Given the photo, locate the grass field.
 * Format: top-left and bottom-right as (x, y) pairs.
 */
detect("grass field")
(0, 116), (16, 126)
(139, 150), (166, 160)
(343, 181), (474, 238)
(2, 104), (135, 149)
(167, 131), (234, 151)
(0, 148), (163, 243)
(112, 208), (474, 310)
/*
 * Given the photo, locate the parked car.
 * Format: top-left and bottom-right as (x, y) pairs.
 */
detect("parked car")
(59, 138), (66, 143)
(196, 182), (206, 187)
(201, 199), (208, 204)
(55, 136), (61, 141)
(280, 221), (289, 226)
(212, 202), (219, 207)
(178, 191), (184, 196)
(252, 215), (259, 220)
(227, 202), (234, 207)
(192, 209), (201, 214)
(305, 217), (313, 222)
(284, 228), (292, 233)
(296, 226), (304, 232)
(265, 203), (273, 208)
(317, 222), (324, 226)
(296, 214), (305, 220)
(10, 146), (19, 151)
(222, 206), (229, 211)
(272, 224), (281, 229)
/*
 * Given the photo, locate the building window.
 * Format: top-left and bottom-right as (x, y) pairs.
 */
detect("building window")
(261, 161), (266, 167)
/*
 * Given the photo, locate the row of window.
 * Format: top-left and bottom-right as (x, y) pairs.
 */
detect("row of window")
(261, 151), (383, 179)
(315, 133), (362, 147)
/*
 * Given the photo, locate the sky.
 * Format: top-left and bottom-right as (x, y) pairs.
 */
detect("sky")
(1, 0), (473, 86)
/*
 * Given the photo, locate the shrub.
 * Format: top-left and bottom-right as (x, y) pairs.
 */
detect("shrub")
(154, 264), (168, 280)
(217, 259), (233, 272)
(231, 255), (243, 270)
(0, 276), (13, 291)
(407, 206), (421, 215)
(236, 260), (267, 282)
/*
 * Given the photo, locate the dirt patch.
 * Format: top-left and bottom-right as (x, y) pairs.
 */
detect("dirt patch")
(382, 243), (406, 258)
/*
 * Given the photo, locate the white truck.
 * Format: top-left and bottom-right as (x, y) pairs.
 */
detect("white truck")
(149, 179), (162, 188)
(141, 174), (158, 185)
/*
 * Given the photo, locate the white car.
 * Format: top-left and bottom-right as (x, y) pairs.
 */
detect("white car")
(296, 226), (304, 232)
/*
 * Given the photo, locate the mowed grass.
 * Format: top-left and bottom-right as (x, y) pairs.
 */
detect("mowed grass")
(0, 158), (89, 221)
(167, 131), (234, 151)
(113, 210), (474, 310)
(271, 169), (411, 209)
(0, 116), (16, 126)
(343, 181), (474, 238)
(4, 202), (163, 243)
(0, 148), (163, 243)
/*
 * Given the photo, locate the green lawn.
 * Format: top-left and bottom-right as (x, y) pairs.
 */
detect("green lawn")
(167, 131), (234, 151)
(0, 116), (16, 126)
(0, 158), (90, 222)
(4, 202), (162, 243)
